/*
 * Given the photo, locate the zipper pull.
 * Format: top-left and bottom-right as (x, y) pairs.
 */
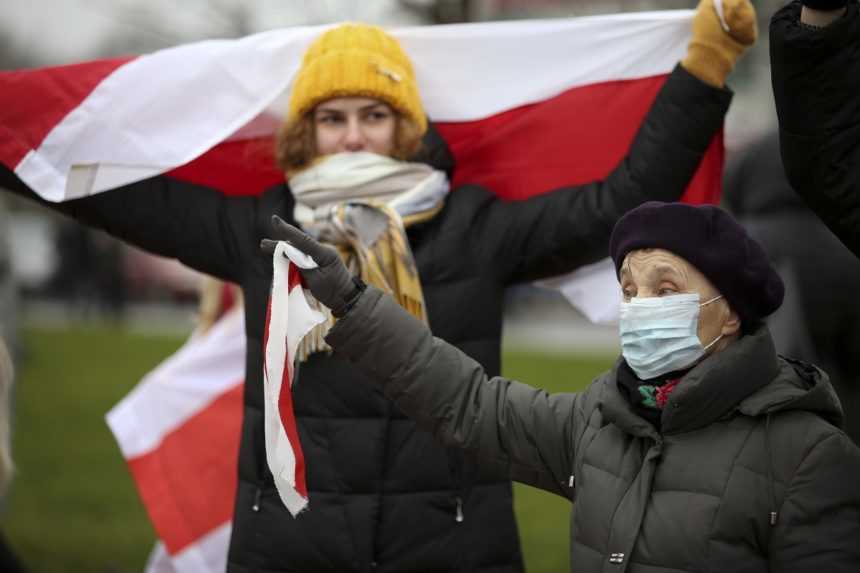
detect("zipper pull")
(252, 487), (262, 512)
(455, 496), (464, 523)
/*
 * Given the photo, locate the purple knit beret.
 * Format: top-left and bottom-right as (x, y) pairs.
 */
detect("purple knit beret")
(609, 201), (785, 324)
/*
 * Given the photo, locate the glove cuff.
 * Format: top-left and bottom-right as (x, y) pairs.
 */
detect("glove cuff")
(681, 37), (745, 88)
(802, 0), (849, 10)
(332, 276), (367, 319)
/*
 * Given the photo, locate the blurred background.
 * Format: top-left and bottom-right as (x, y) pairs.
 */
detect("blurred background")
(4, 1), (848, 572)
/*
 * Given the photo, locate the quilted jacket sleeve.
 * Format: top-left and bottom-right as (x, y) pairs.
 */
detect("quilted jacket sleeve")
(770, 1), (860, 257)
(326, 286), (583, 499)
(768, 430), (860, 572)
(470, 64), (732, 283)
(0, 165), (261, 283)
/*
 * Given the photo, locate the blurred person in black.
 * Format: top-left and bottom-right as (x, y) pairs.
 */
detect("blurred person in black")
(0, 198), (16, 353)
(48, 221), (127, 321)
(724, 130), (860, 444)
(770, 0), (860, 256)
(0, 338), (24, 573)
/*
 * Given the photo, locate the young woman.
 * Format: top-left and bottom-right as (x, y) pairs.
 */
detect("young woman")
(0, 1), (755, 570)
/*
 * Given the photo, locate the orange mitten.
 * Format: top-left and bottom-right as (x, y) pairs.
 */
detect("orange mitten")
(682, 0), (757, 87)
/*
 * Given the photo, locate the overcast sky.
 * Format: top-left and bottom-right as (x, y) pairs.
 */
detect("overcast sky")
(3, 0), (427, 65)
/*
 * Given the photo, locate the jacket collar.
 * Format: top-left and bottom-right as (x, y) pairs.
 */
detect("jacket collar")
(604, 325), (781, 435)
(739, 355), (844, 428)
(602, 361), (662, 441)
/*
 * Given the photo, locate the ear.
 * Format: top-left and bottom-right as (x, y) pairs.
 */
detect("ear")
(721, 305), (741, 337)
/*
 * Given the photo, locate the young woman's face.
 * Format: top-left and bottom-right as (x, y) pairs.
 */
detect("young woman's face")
(313, 97), (397, 157)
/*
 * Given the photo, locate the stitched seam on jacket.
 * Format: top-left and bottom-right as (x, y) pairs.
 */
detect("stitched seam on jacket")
(649, 488), (721, 500)
(704, 421), (757, 572)
(581, 460), (628, 484)
(777, 431), (843, 522)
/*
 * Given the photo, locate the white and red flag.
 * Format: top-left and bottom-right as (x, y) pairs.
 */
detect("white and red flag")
(2, 9), (724, 572)
(105, 305), (245, 572)
(107, 244), (323, 572)
(261, 243), (325, 516)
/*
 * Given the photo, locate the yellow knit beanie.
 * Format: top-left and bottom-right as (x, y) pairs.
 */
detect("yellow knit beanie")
(288, 23), (427, 134)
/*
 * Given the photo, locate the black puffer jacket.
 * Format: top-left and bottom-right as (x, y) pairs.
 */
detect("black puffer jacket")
(770, 1), (860, 257)
(724, 131), (860, 445)
(328, 286), (860, 573)
(0, 65), (730, 572)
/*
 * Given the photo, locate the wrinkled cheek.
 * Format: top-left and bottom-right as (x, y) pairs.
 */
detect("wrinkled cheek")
(696, 313), (722, 349)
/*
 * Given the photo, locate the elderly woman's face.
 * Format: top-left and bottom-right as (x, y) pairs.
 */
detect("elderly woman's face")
(619, 248), (740, 349)
(313, 97), (397, 157)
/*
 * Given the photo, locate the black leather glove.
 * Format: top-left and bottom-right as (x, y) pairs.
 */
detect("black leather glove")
(261, 215), (365, 317)
(802, 0), (849, 10)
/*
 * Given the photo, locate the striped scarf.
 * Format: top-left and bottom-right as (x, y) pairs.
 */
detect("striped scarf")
(290, 152), (449, 360)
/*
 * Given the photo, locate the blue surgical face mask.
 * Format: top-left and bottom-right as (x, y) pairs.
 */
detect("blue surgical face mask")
(619, 293), (724, 381)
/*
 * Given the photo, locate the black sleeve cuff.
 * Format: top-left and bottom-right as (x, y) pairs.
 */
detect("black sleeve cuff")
(332, 276), (367, 318)
(802, 0), (849, 10)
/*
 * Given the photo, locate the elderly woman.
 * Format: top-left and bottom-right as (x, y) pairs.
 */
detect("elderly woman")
(268, 200), (860, 572)
(0, 1), (755, 570)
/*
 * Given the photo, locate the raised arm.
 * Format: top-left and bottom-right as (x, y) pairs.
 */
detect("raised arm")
(474, 0), (749, 283)
(333, 287), (580, 496)
(1, 165), (265, 283)
(263, 218), (583, 497)
(474, 65), (732, 282)
(770, 0), (860, 257)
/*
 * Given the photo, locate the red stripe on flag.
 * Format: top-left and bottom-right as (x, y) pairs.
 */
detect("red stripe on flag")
(0, 58), (133, 169)
(126, 383), (243, 555)
(278, 347), (307, 499)
(283, 265), (308, 498)
(165, 74), (721, 204)
(288, 264), (304, 291)
(435, 74), (722, 204)
(167, 138), (283, 196)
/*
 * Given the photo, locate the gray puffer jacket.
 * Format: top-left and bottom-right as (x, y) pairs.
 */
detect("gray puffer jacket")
(327, 287), (860, 573)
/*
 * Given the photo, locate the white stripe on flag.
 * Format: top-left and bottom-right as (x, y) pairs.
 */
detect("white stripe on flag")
(537, 258), (623, 325)
(106, 307), (246, 458)
(144, 522), (233, 573)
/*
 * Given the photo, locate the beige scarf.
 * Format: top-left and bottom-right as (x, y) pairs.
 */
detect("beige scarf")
(290, 152), (449, 360)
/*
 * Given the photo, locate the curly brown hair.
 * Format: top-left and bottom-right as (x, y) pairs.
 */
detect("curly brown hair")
(274, 106), (424, 175)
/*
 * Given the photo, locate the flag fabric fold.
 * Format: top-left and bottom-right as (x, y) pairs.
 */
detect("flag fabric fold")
(262, 242), (325, 516)
(105, 307), (246, 571)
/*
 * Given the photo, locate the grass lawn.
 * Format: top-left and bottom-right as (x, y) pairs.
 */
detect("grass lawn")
(4, 324), (614, 573)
